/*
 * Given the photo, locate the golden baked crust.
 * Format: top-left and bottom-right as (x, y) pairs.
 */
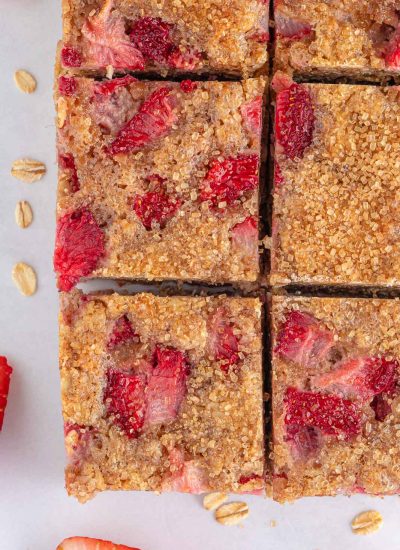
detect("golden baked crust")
(271, 295), (400, 502)
(271, 83), (400, 287)
(61, 0), (268, 76)
(60, 291), (264, 501)
(56, 75), (267, 286)
(274, 0), (400, 81)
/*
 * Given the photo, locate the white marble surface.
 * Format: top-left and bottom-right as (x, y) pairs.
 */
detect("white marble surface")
(0, 2), (399, 548)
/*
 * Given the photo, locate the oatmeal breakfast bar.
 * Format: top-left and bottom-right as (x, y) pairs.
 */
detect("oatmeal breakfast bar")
(60, 0), (269, 76)
(271, 295), (400, 502)
(274, 0), (400, 81)
(270, 76), (400, 288)
(54, 74), (266, 290)
(59, 291), (264, 501)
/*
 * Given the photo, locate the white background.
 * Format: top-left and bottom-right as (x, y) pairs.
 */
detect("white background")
(0, 2), (399, 549)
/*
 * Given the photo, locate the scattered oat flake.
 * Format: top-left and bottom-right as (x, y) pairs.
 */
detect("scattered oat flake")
(12, 262), (37, 296)
(351, 510), (383, 535)
(215, 502), (249, 526)
(15, 201), (33, 228)
(14, 70), (37, 94)
(270, 519), (277, 528)
(203, 492), (228, 511)
(11, 159), (46, 183)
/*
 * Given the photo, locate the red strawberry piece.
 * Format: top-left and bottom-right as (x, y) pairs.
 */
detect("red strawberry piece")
(285, 424), (322, 461)
(250, 30), (269, 43)
(133, 189), (181, 230)
(59, 153), (80, 193)
(275, 82), (314, 160)
(54, 208), (106, 292)
(180, 79), (198, 93)
(275, 310), (334, 367)
(167, 47), (202, 70)
(57, 536), (140, 550)
(284, 387), (362, 438)
(312, 356), (398, 400)
(274, 162), (285, 188)
(130, 16), (202, 70)
(241, 96), (263, 136)
(207, 308), (240, 373)
(370, 394), (392, 422)
(200, 154), (259, 208)
(238, 473), (263, 485)
(231, 216), (259, 261)
(145, 345), (190, 425)
(58, 76), (77, 96)
(82, 3), (144, 70)
(94, 75), (137, 96)
(61, 45), (82, 67)
(0, 356), (12, 431)
(92, 83), (134, 136)
(275, 10), (312, 39)
(64, 423), (93, 465)
(106, 87), (177, 155)
(384, 27), (400, 68)
(162, 448), (208, 494)
(104, 368), (146, 438)
(106, 315), (139, 350)
(130, 17), (174, 64)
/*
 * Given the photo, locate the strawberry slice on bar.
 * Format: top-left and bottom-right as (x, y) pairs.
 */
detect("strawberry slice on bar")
(0, 356), (12, 431)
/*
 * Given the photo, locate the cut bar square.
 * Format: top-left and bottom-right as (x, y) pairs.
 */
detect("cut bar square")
(60, 291), (265, 501)
(274, 0), (400, 82)
(271, 295), (400, 502)
(271, 78), (400, 288)
(60, 0), (269, 77)
(55, 75), (267, 290)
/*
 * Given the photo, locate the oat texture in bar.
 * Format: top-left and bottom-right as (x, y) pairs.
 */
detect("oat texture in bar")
(274, 0), (400, 81)
(271, 295), (400, 502)
(60, 0), (269, 76)
(271, 77), (400, 287)
(54, 75), (266, 290)
(59, 291), (264, 502)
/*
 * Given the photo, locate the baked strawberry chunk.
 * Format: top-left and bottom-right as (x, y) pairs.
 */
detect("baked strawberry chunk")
(106, 87), (177, 155)
(275, 11), (312, 39)
(57, 536), (140, 550)
(312, 356), (398, 400)
(104, 368), (146, 438)
(59, 76), (77, 97)
(275, 82), (314, 160)
(180, 79), (198, 93)
(207, 308), (240, 373)
(231, 216), (259, 261)
(64, 423), (93, 465)
(274, 162), (285, 188)
(285, 424), (322, 461)
(240, 95), (263, 136)
(59, 153), (79, 193)
(384, 27), (400, 68)
(284, 387), (362, 438)
(145, 346), (190, 425)
(54, 208), (105, 292)
(107, 315), (139, 350)
(162, 448), (208, 493)
(94, 75), (137, 96)
(61, 45), (82, 67)
(81, 3), (144, 70)
(275, 310), (334, 367)
(200, 154), (259, 208)
(133, 189), (181, 230)
(370, 394), (392, 422)
(0, 356), (12, 431)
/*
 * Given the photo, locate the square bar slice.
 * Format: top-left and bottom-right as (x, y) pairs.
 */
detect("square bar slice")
(274, 0), (400, 82)
(60, 0), (269, 77)
(271, 77), (400, 288)
(60, 291), (264, 501)
(271, 295), (400, 502)
(55, 75), (267, 290)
